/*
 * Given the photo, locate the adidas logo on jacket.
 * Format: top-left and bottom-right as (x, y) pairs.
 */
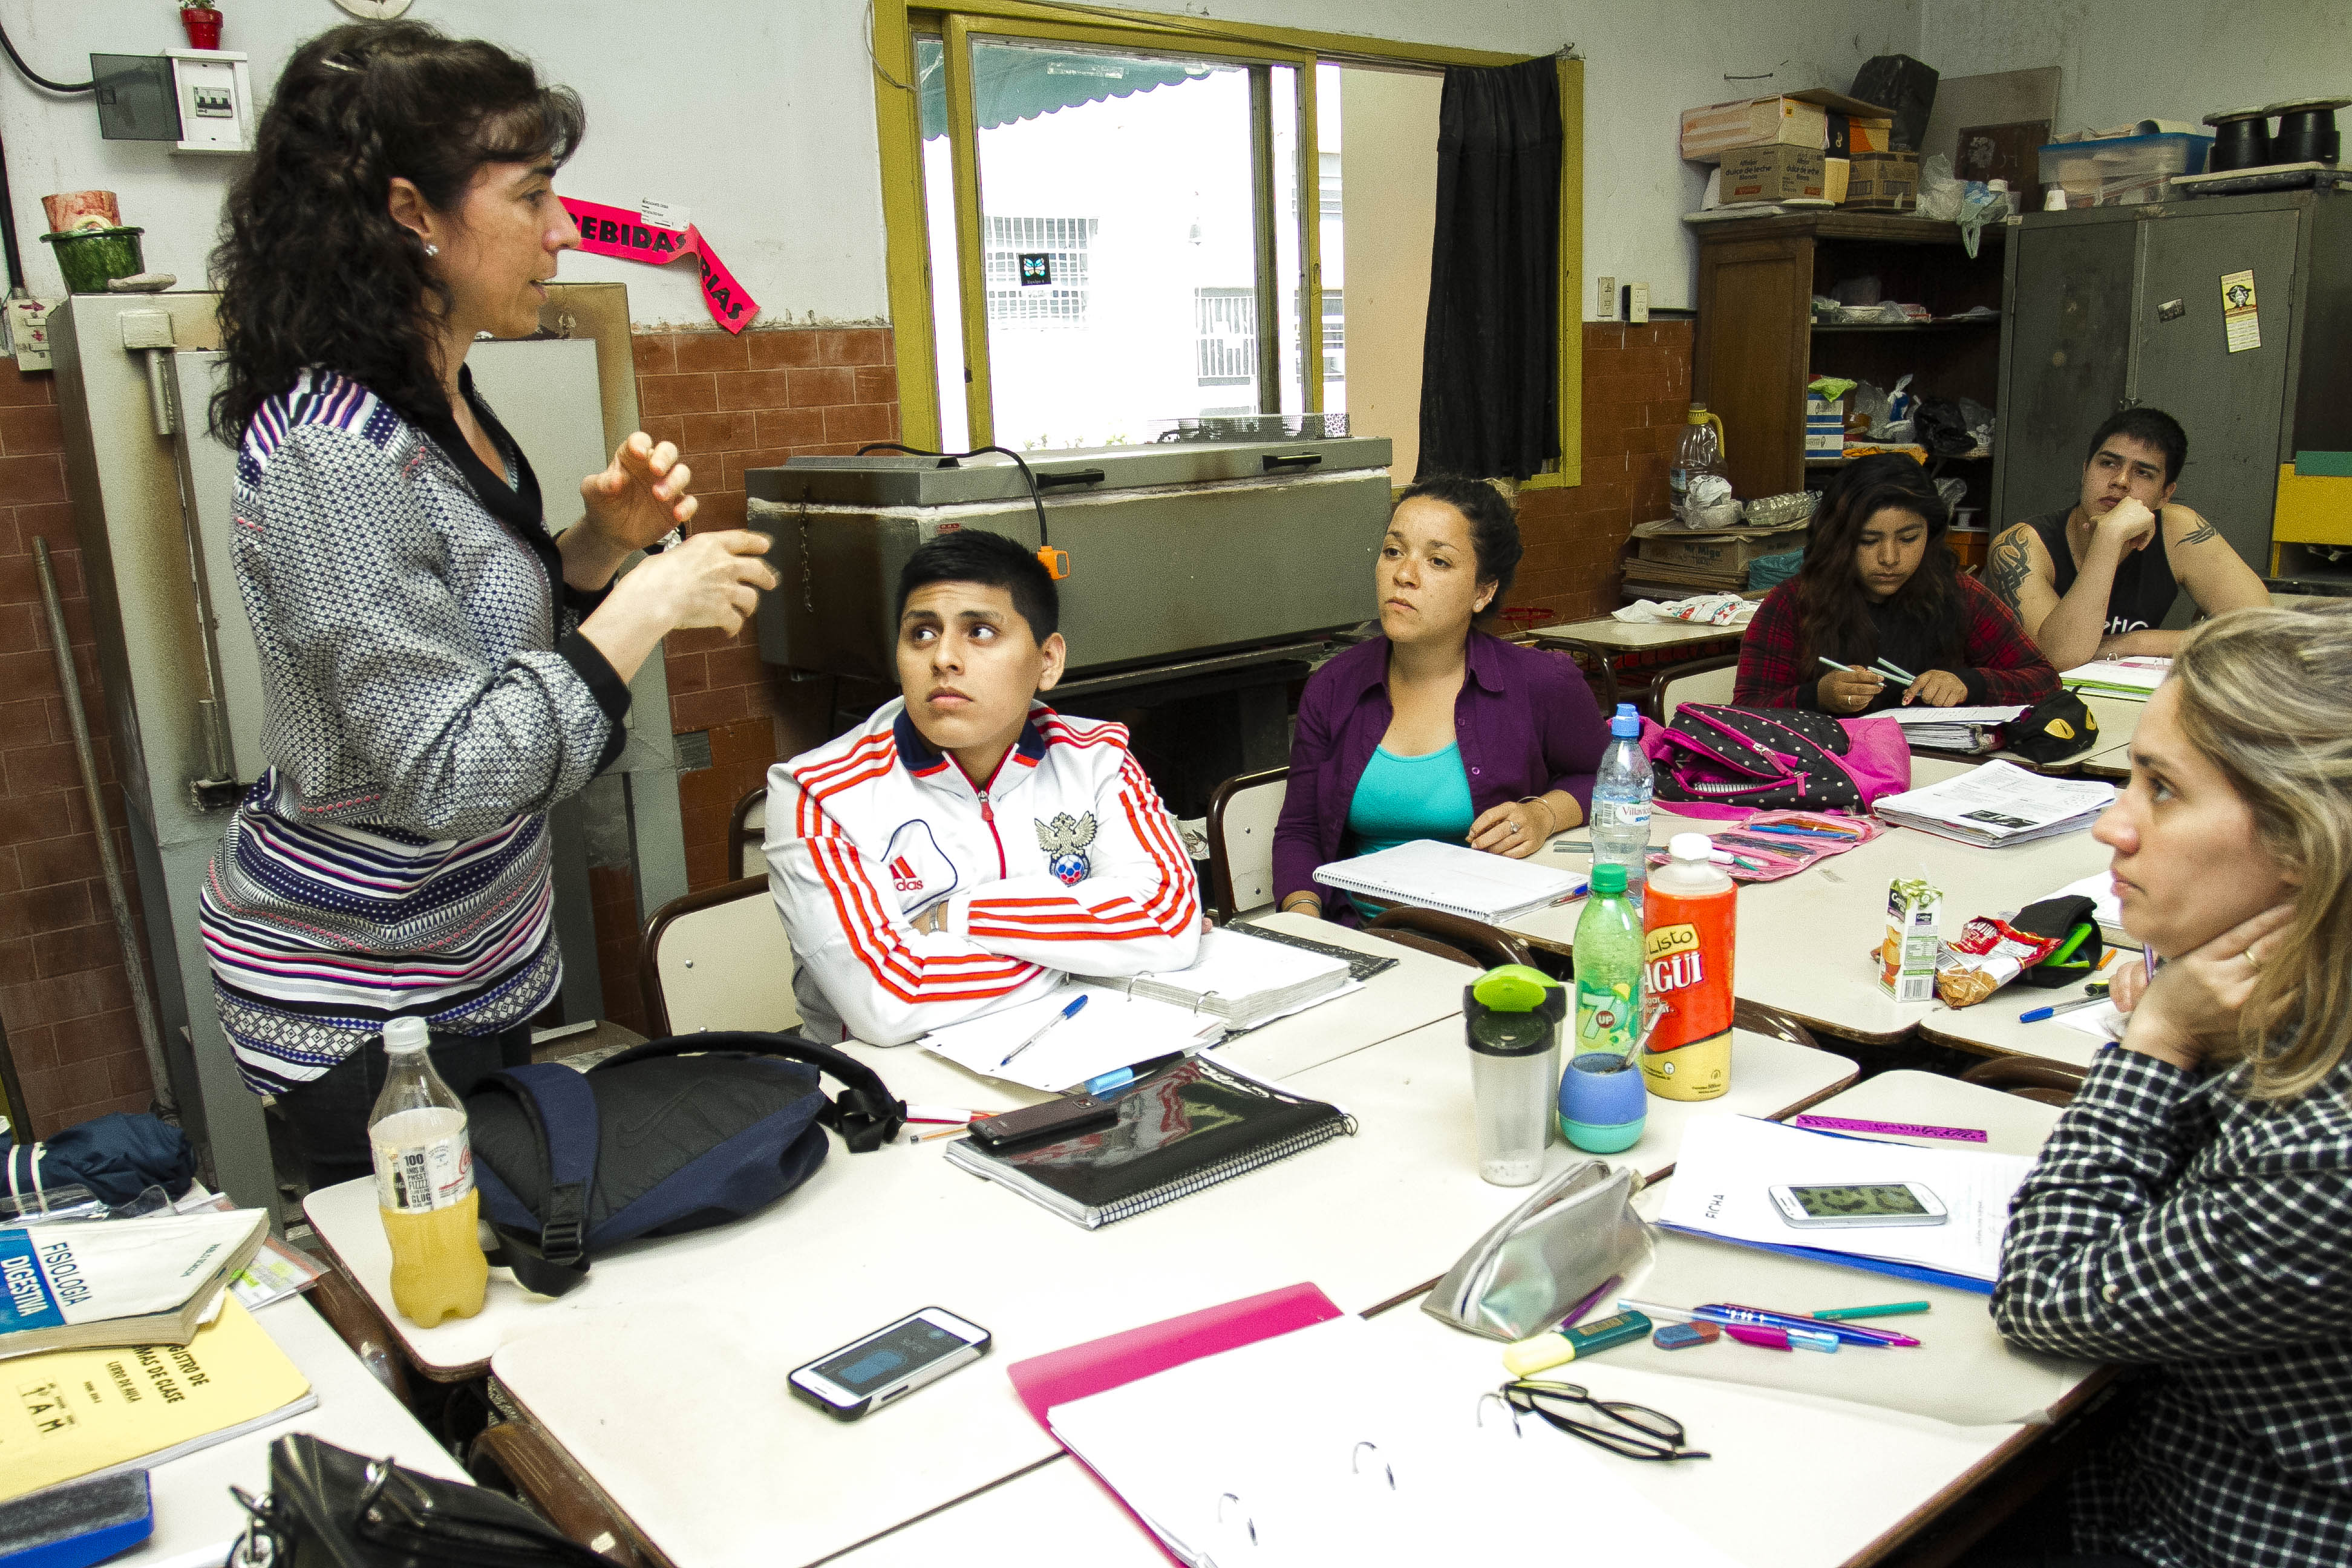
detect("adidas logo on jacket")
(766, 700), (1201, 1044)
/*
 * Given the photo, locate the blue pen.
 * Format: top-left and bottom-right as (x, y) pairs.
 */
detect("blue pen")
(1084, 1050), (1188, 1097)
(1700, 1301), (1918, 1347)
(1000, 994), (1088, 1067)
(2019, 995), (2110, 1024)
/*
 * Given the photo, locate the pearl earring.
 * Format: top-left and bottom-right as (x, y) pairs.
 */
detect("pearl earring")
(424, 243), (439, 257)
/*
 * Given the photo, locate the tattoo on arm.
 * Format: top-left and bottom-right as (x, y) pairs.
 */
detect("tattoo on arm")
(1989, 529), (2034, 607)
(2175, 511), (2221, 547)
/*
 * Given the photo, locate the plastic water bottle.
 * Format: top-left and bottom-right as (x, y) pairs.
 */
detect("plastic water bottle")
(1560, 861), (1647, 1154)
(369, 1017), (488, 1327)
(1667, 403), (1726, 517)
(1589, 704), (1653, 908)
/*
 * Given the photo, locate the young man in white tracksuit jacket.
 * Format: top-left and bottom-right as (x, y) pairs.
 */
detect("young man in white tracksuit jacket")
(767, 529), (1201, 1045)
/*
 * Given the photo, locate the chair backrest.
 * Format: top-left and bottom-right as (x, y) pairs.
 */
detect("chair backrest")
(1206, 766), (1289, 920)
(639, 876), (800, 1037)
(1959, 1056), (2086, 1107)
(730, 789), (768, 881)
(1647, 653), (1743, 725)
(1365, 907), (1536, 971)
(1732, 998), (1821, 1051)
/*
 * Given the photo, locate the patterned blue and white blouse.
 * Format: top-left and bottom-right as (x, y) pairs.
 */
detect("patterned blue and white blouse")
(200, 368), (630, 1093)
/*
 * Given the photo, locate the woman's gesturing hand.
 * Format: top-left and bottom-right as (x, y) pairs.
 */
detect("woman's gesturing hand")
(1818, 664), (1884, 713)
(582, 432), (699, 553)
(2120, 903), (2296, 1074)
(1468, 799), (1553, 859)
(630, 530), (778, 636)
(1902, 668), (1970, 707)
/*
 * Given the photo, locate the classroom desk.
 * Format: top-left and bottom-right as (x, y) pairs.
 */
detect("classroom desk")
(482, 1021), (1854, 1568)
(829, 1071), (2081, 1568)
(1501, 756), (1977, 961)
(1917, 961), (2125, 1069)
(1529, 615), (1746, 656)
(304, 915), (1467, 1383)
(117, 1296), (468, 1568)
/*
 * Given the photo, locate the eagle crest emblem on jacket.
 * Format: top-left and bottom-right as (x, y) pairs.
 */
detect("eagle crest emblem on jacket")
(1035, 812), (1097, 886)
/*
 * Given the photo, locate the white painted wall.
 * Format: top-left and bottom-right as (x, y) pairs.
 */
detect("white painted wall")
(0, 0), (887, 326)
(2, 0), (1919, 332)
(1918, 0), (2352, 137)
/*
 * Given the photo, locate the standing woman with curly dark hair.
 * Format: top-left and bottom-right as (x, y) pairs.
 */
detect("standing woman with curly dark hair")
(1734, 453), (2059, 714)
(199, 22), (776, 1186)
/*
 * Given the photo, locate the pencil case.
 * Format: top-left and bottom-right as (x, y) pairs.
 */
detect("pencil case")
(1423, 1160), (1653, 1342)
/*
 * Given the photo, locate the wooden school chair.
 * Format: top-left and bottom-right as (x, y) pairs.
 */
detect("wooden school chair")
(1733, 998), (1824, 1051)
(469, 1420), (649, 1567)
(1365, 907), (1536, 970)
(1643, 652), (1742, 725)
(1205, 766), (1289, 922)
(1959, 1056), (2087, 1107)
(638, 877), (802, 1037)
(728, 787), (767, 881)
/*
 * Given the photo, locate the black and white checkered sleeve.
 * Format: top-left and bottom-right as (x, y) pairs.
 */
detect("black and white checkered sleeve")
(1993, 1048), (2352, 1364)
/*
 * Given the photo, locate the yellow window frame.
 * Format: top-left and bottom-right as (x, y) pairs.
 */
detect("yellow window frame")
(871, 2), (1584, 487)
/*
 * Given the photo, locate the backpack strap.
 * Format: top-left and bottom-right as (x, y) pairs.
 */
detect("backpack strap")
(474, 1062), (602, 1299)
(589, 1032), (908, 1154)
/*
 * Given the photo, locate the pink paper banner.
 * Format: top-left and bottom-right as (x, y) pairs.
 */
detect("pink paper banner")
(562, 197), (758, 335)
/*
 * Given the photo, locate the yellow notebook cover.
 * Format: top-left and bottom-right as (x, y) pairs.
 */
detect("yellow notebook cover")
(0, 1298), (314, 1500)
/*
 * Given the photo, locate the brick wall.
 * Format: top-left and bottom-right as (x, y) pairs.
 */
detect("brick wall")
(0, 361), (156, 1137)
(1508, 320), (1694, 622)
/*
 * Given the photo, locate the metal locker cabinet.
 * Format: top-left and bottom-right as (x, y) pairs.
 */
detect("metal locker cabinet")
(2129, 205), (2301, 577)
(1991, 217), (2133, 529)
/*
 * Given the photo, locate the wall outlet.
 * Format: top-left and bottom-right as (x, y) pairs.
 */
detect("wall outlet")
(1624, 282), (1651, 325)
(1595, 275), (1616, 320)
(4, 295), (52, 372)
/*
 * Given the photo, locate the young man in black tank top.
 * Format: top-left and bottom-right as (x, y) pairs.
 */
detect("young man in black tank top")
(1988, 408), (2269, 670)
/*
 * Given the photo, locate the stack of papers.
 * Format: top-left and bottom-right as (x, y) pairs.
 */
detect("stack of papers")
(920, 985), (1226, 1093)
(1873, 761), (2115, 848)
(2060, 656), (2170, 699)
(1657, 1116), (2035, 1290)
(1119, 927), (1351, 1030)
(1886, 705), (2028, 753)
(1315, 840), (1581, 923)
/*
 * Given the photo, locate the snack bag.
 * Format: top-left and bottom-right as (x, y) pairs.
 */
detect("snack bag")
(1935, 915), (2066, 1008)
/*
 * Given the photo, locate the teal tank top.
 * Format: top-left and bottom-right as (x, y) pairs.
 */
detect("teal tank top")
(1345, 742), (1477, 858)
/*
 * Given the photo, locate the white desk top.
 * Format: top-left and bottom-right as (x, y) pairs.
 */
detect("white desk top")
(834, 1072), (2073, 1568)
(485, 1023), (1852, 1568)
(304, 918), (1470, 1382)
(1918, 960), (2126, 1068)
(1530, 616), (1746, 653)
(121, 1296), (466, 1568)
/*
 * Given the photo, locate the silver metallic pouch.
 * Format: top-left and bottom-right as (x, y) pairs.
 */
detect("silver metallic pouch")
(1422, 1160), (1655, 1342)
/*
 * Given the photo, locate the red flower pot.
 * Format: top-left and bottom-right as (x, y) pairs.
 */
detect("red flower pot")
(181, 8), (224, 50)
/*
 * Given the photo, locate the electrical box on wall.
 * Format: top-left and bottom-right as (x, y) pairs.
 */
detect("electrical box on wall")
(90, 50), (253, 154)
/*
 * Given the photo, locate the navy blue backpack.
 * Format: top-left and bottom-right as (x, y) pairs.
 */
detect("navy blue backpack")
(466, 1033), (905, 1296)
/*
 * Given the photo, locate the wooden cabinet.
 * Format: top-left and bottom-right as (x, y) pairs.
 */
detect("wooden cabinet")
(1691, 212), (2007, 504)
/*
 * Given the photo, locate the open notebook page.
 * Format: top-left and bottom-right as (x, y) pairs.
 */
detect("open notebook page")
(919, 985), (1223, 1092)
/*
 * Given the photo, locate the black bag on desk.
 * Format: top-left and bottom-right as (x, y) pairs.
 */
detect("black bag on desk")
(230, 1433), (612, 1567)
(466, 1033), (906, 1297)
(2005, 691), (2100, 765)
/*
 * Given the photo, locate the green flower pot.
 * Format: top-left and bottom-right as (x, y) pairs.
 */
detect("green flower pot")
(41, 227), (146, 293)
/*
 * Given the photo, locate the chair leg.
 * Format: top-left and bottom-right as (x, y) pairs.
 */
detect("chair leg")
(470, 1419), (648, 1566)
(309, 1269), (413, 1408)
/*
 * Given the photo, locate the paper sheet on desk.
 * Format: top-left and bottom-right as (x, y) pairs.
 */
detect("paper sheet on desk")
(1885, 706), (2029, 726)
(1047, 1315), (1741, 1568)
(1656, 1116), (2034, 1284)
(920, 986), (1224, 1092)
(1612, 1229), (2098, 1426)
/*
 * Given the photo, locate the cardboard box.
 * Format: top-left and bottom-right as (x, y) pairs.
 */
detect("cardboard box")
(1805, 395), (1846, 454)
(1823, 156), (1851, 205)
(1680, 87), (1895, 163)
(1846, 151), (1919, 210)
(1719, 145), (1827, 203)
(1635, 528), (1808, 574)
(1847, 117), (1895, 154)
(1880, 878), (1942, 1003)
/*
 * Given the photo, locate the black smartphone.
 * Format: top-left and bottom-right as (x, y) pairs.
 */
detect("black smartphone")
(967, 1091), (1119, 1152)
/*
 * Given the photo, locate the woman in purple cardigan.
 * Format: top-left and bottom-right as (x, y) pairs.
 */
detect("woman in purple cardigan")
(1273, 477), (1609, 923)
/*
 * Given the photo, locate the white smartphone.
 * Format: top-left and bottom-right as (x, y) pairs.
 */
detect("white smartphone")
(788, 1307), (991, 1420)
(1769, 1181), (1949, 1229)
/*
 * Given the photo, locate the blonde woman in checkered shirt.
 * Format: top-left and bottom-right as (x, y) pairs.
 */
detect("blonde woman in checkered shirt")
(1990, 601), (2352, 1568)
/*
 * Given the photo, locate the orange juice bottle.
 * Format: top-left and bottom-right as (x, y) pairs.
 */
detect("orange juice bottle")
(368, 1017), (488, 1327)
(1639, 833), (1736, 1102)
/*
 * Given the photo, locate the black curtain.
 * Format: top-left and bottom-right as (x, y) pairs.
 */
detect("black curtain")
(1416, 58), (1563, 482)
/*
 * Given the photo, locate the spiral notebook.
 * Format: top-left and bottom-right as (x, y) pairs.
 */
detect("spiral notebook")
(942, 1054), (1354, 1229)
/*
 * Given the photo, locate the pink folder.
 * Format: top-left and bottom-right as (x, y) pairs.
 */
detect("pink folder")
(1007, 1282), (1344, 1561)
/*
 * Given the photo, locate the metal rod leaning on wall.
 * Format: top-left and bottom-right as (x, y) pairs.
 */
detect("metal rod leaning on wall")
(33, 538), (178, 1123)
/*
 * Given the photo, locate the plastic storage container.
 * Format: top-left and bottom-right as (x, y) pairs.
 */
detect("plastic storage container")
(2038, 133), (2213, 208)
(1463, 965), (1566, 1187)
